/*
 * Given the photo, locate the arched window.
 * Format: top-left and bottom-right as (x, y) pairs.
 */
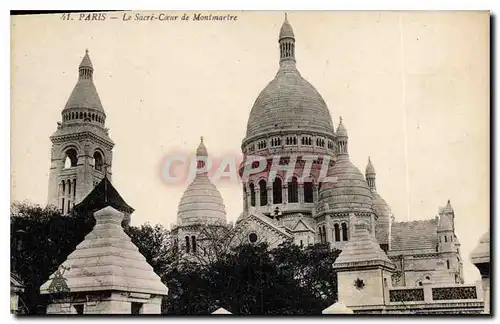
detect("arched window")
(322, 225), (327, 243)
(73, 179), (76, 200)
(79, 112), (83, 119)
(185, 236), (190, 253)
(444, 236), (447, 243)
(191, 236), (197, 253)
(288, 177), (298, 203)
(318, 226), (323, 243)
(341, 223), (348, 241)
(446, 260), (450, 269)
(259, 180), (267, 206)
(249, 183), (256, 207)
(273, 178), (282, 204)
(64, 149), (78, 168)
(334, 223), (340, 242)
(93, 151), (104, 172)
(304, 181), (313, 203)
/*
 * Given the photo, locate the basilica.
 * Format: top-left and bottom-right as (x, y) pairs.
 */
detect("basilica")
(43, 15), (488, 314)
(171, 16), (464, 289)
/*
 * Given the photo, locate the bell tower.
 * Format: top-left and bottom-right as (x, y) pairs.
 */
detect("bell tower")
(47, 50), (114, 213)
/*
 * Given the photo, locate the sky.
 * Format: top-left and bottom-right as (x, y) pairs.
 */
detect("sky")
(11, 11), (489, 283)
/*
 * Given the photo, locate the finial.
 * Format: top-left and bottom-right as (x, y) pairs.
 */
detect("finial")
(368, 156), (371, 163)
(339, 116), (343, 124)
(200, 136), (204, 143)
(85, 48), (89, 55)
(285, 12), (288, 21)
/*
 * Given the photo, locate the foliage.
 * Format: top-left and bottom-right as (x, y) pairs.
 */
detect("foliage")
(11, 201), (342, 315)
(10, 202), (95, 314)
(164, 242), (341, 315)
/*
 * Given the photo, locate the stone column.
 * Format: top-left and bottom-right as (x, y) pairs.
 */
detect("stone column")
(313, 184), (318, 202)
(298, 184), (304, 204)
(267, 186), (272, 205)
(283, 185), (288, 204)
(255, 188), (261, 208)
(422, 279), (433, 303)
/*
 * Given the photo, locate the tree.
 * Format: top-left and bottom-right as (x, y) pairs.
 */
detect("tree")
(10, 202), (95, 314)
(163, 241), (341, 315)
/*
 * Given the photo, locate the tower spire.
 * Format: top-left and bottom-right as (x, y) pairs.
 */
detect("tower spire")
(79, 49), (94, 80)
(279, 13), (296, 66)
(336, 117), (348, 156)
(366, 157), (376, 191)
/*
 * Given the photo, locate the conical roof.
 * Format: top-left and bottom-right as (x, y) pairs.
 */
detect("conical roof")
(333, 214), (394, 270)
(73, 176), (134, 215)
(63, 50), (104, 113)
(443, 199), (454, 214)
(470, 230), (490, 265)
(438, 213), (453, 232)
(40, 206), (168, 296)
(80, 49), (93, 69)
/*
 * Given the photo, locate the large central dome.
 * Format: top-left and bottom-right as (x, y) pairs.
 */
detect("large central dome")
(246, 69), (335, 139)
(244, 16), (334, 140)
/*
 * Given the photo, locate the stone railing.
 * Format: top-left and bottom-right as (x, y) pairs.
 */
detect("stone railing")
(389, 287), (425, 302)
(388, 283), (480, 304)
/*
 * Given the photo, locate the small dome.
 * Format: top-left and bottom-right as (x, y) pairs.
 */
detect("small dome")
(318, 156), (374, 214)
(336, 117), (348, 138)
(279, 14), (294, 39)
(196, 136), (208, 157)
(373, 192), (392, 245)
(177, 173), (227, 226)
(470, 230), (490, 265)
(365, 157), (376, 176)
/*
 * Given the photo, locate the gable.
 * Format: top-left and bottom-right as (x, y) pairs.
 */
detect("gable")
(291, 219), (315, 233)
(232, 213), (292, 248)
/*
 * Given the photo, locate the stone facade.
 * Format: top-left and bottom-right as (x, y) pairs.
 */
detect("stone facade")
(172, 16), (466, 293)
(47, 50), (114, 214)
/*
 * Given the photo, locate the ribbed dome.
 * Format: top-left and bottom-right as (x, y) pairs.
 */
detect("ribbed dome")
(177, 138), (226, 226)
(372, 191), (391, 244)
(245, 69), (334, 138)
(244, 16), (334, 140)
(318, 156), (374, 214)
(177, 173), (226, 226)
